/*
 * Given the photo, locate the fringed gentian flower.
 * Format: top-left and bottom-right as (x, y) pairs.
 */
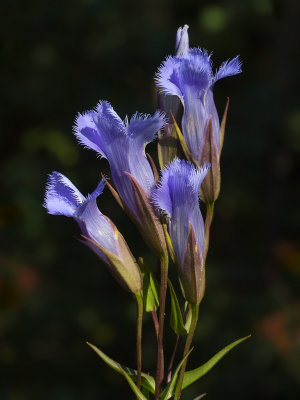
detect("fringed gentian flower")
(44, 172), (142, 294)
(156, 37), (241, 202)
(156, 48), (241, 159)
(74, 101), (167, 256)
(152, 159), (210, 304)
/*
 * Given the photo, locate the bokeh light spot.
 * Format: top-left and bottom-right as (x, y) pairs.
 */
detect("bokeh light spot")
(199, 6), (228, 33)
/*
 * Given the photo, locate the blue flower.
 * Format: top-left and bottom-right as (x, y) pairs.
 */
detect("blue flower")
(155, 47), (242, 162)
(74, 101), (165, 218)
(152, 159), (210, 303)
(74, 101), (168, 256)
(44, 171), (142, 294)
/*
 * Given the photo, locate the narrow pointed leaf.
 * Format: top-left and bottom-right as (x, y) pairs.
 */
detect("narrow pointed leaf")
(182, 335), (251, 389)
(160, 348), (193, 400)
(120, 369), (149, 400)
(87, 342), (155, 394)
(168, 280), (188, 335)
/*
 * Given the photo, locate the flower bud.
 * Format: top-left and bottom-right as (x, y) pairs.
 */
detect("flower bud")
(198, 117), (220, 203)
(175, 24), (189, 57)
(152, 159), (210, 304)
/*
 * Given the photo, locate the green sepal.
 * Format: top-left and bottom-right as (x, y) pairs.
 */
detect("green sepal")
(199, 117), (221, 204)
(139, 257), (160, 312)
(219, 97), (229, 155)
(160, 348), (193, 400)
(86, 342), (155, 395)
(146, 152), (159, 183)
(170, 111), (197, 165)
(181, 335), (251, 390)
(163, 224), (176, 264)
(82, 234), (142, 295)
(101, 173), (126, 211)
(168, 279), (188, 335)
(125, 172), (167, 257)
(183, 302), (192, 333)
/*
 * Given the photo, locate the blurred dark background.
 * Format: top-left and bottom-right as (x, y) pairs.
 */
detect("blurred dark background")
(1, 0), (299, 399)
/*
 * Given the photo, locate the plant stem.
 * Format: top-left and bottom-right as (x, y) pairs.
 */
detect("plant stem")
(135, 292), (143, 394)
(173, 303), (199, 400)
(151, 310), (159, 341)
(173, 203), (215, 399)
(167, 334), (181, 383)
(167, 304), (190, 383)
(172, 203), (215, 399)
(154, 251), (169, 400)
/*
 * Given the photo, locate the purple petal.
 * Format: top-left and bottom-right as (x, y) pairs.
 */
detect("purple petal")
(128, 110), (166, 146)
(155, 56), (183, 98)
(74, 101), (124, 158)
(88, 178), (106, 200)
(74, 111), (105, 156)
(44, 172), (85, 217)
(44, 172), (117, 260)
(76, 199), (117, 256)
(187, 47), (213, 77)
(127, 111), (166, 193)
(214, 55), (242, 82)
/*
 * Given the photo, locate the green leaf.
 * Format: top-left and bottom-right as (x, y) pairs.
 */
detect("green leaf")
(142, 386), (151, 399)
(120, 369), (149, 400)
(160, 348), (193, 400)
(139, 257), (160, 312)
(87, 342), (155, 395)
(168, 280), (188, 335)
(182, 335), (251, 390)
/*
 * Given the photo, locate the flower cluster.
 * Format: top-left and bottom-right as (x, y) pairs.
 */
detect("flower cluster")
(44, 24), (243, 400)
(44, 22), (241, 303)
